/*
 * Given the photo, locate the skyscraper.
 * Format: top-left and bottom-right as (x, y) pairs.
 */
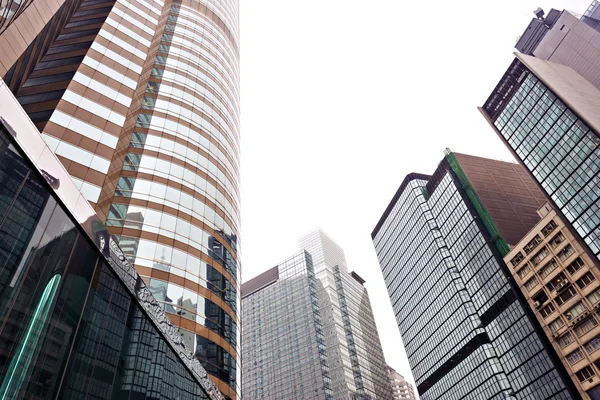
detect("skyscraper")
(480, 53), (600, 267)
(242, 229), (393, 400)
(504, 202), (600, 399)
(299, 228), (393, 400)
(241, 251), (333, 400)
(0, 81), (223, 399)
(515, 4), (600, 89)
(0, 0), (240, 396)
(372, 151), (578, 399)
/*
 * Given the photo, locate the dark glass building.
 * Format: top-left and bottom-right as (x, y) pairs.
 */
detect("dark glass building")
(0, 74), (222, 399)
(371, 151), (578, 399)
(481, 53), (600, 266)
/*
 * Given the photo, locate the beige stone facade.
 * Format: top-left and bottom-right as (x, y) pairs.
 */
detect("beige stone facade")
(505, 202), (600, 399)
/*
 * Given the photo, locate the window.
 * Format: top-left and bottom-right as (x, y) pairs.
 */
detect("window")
(532, 247), (549, 266)
(557, 245), (575, 262)
(511, 252), (525, 267)
(524, 235), (543, 254)
(577, 272), (596, 290)
(549, 317), (565, 333)
(546, 272), (568, 292)
(574, 316), (599, 337)
(540, 302), (556, 318)
(585, 334), (600, 354)
(549, 232), (566, 249)
(575, 366), (595, 382)
(524, 277), (539, 292)
(542, 220), (558, 236)
(567, 257), (585, 275)
(539, 258), (559, 278)
(557, 332), (575, 348)
(565, 302), (586, 321)
(556, 286), (577, 306)
(516, 263), (531, 279)
(566, 349), (584, 365)
(588, 289), (600, 305)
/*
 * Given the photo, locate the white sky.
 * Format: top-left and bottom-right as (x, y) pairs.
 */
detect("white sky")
(239, 0), (591, 391)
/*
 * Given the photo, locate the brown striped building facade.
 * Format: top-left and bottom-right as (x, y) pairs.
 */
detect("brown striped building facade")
(0, 0), (241, 397)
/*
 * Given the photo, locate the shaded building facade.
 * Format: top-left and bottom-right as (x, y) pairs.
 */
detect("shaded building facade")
(505, 202), (600, 399)
(241, 251), (333, 400)
(480, 53), (600, 270)
(372, 151), (578, 399)
(0, 78), (223, 399)
(242, 229), (392, 400)
(0, 0), (241, 395)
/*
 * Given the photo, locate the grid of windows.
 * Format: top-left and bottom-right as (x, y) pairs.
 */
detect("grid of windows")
(241, 252), (333, 400)
(493, 71), (600, 261)
(0, 125), (213, 399)
(373, 167), (572, 399)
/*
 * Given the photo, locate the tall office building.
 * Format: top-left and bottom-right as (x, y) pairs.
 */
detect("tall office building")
(0, 80), (223, 398)
(241, 251), (333, 400)
(299, 228), (393, 400)
(242, 229), (393, 400)
(387, 366), (416, 400)
(515, 4), (600, 89)
(505, 202), (600, 399)
(0, 0), (241, 396)
(480, 53), (600, 268)
(372, 151), (578, 399)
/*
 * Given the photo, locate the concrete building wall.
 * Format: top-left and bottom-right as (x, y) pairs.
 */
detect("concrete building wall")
(533, 10), (600, 90)
(505, 203), (600, 399)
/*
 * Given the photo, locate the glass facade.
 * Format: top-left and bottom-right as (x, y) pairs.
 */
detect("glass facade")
(0, 121), (216, 399)
(299, 229), (393, 400)
(100, 2), (242, 395)
(242, 230), (392, 400)
(1, 0), (241, 395)
(241, 251), (333, 400)
(372, 159), (575, 399)
(484, 58), (600, 265)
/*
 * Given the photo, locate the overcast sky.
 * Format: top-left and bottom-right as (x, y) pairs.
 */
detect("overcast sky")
(239, 0), (592, 391)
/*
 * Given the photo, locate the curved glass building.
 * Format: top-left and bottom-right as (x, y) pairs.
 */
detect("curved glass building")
(0, 0), (240, 397)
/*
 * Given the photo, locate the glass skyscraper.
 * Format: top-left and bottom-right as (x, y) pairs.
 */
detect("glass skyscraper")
(0, 80), (222, 399)
(372, 152), (578, 399)
(242, 251), (333, 399)
(481, 54), (600, 268)
(242, 229), (393, 400)
(299, 229), (393, 400)
(0, 0), (240, 396)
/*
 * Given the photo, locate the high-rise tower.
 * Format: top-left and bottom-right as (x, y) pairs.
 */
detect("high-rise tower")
(481, 54), (600, 269)
(242, 229), (393, 400)
(0, 0), (240, 397)
(372, 151), (578, 399)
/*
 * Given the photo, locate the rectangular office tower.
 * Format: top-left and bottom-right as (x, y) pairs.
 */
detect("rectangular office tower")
(0, 0), (241, 396)
(0, 78), (223, 398)
(242, 229), (393, 400)
(481, 54), (600, 268)
(372, 152), (578, 399)
(241, 251), (333, 399)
